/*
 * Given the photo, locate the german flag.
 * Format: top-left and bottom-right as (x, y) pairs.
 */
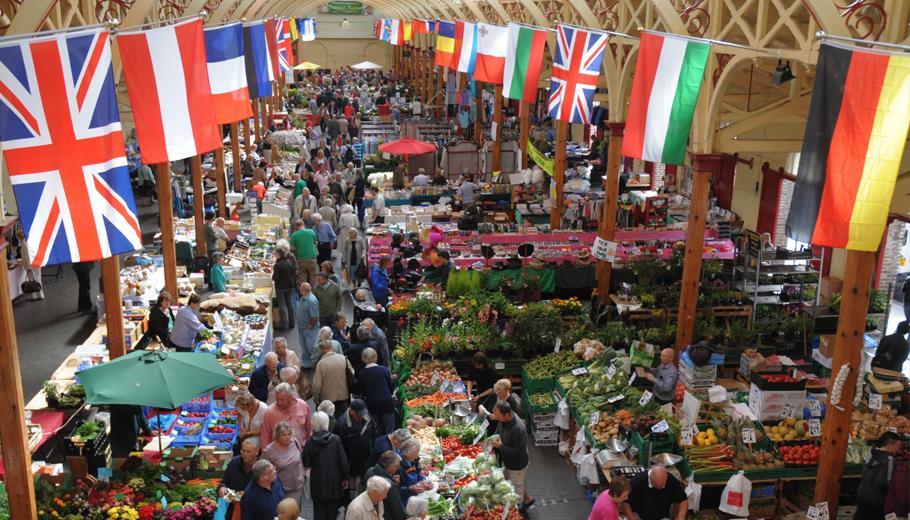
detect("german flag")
(786, 44), (910, 251)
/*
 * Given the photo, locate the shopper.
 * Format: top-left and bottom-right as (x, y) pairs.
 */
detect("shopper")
(313, 271), (342, 327)
(296, 282), (321, 373)
(622, 466), (688, 520)
(397, 438), (431, 506)
(262, 421), (306, 506)
(458, 175), (478, 208)
(405, 497), (428, 520)
(367, 429), (412, 471)
(289, 219), (319, 285)
(871, 321), (910, 372)
(260, 383), (312, 449)
(273, 336), (301, 369)
(144, 291), (175, 348)
(482, 379), (522, 434)
(466, 352), (499, 408)
(857, 431), (902, 520)
(321, 260), (340, 285)
(249, 352), (285, 403)
(646, 348), (680, 405)
(313, 339), (351, 417)
(169, 294), (207, 352)
(588, 475), (631, 520)
(364, 450), (407, 520)
(886, 461), (909, 517)
(218, 437), (259, 518)
(303, 411), (350, 520)
(72, 261), (95, 313)
(276, 498), (305, 520)
(313, 213), (336, 264)
(347, 326), (379, 376)
(362, 318), (390, 368)
(336, 399), (380, 497)
(241, 460), (284, 520)
(369, 186), (386, 224)
(235, 392), (266, 448)
(320, 196), (338, 229)
(272, 247), (298, 331)
(210, 252), (227, 292)
(489, 402), (533, 513)
(369, 256), (391, 307)
(421, 249), (451, 286)
(343, 228), (366, 286)
(346, 476), (390, 520)
(358, 348), (395, 434)
(332, 312), (352, 350)
(108, 404), (155, 458)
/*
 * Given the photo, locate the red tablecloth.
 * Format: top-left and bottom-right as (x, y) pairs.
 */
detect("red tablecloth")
(0, 409), (65, 478)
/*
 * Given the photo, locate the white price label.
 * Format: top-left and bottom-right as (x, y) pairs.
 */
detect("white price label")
(808, 419), (821, 437)
(494, 362), (505, 370)
(680, 429), (693, 446)
(651, 420), (670, 433)
(430, 372), (440, 385)
(781, 403), (798, 419)
(639, 390), (653, 406)
(606, 365), (616, 379)
(887, 426), (898, 433)
(572, 367), (589, 376)
(474, 420), (489, 445)
(628, 372), (637, 386)
(869, 393), (883, 410)
(884, 513), (897, 520)
(806, 506), (821, 520)
(241, 363), (250, 370)
(809, 399), (822, 417)
(220, 346), (231, 356)
(589, 412), (601, 428)
(742, 427), (756, 444)
(554, 338), (562, 353)
(608, 394), (625, 404)
(816, 502), (829, 520)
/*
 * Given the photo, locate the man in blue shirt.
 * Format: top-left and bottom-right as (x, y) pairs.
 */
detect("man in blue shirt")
(240, 459), (284, 520)
(312, 213), (336, 265)
(169, 294), (206, 352)
(296, 282), (321, 374)
(218, 438), (259, 518)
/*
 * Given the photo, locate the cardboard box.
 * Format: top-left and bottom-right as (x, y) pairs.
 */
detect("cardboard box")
(749, 383), (806, 421)
(819, 335), (835, 358)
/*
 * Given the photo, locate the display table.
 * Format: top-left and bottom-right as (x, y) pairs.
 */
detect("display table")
(483, 265), (596, 293)
(0, 409), (65, 477)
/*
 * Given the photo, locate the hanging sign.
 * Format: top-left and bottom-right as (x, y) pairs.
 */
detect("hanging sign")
(591, 237), (617, 262)
(526, 140), (554, 176)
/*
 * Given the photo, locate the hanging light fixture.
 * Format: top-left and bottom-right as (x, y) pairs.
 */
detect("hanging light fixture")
(771, 59), (795, 85)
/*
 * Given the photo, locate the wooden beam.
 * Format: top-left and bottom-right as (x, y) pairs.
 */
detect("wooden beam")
(437, 67), (447, 119)
(519, 101), (530, 169)
(595, 123), (624, 305)
(716, 139), (804, 153)
(242, 117), (251, 155)
(155, 163), (178, 300)
(716, 94), (810, 142)
(550, 119), (568, 229)
(0, 219), (37, 520)
(4, 0), (54, 34)
(231, 122), (242, 192)
(191, 155), (207, 258)
(101, 256), (125, 359)
(814, 249), (876, 506)
(252, 99), (262, 145)
(215, 138), (227, 218)
(474, 85), (483, 147)
(492, 85), (503, 173)
(675, 153), (722, 349)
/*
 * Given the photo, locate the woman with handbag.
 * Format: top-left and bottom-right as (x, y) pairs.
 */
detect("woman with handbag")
(342, 228), (365, 288)
(145, 291), (175, 349)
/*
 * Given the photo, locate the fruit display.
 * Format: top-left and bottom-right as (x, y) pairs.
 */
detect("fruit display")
(441, 436), (483, 463)
(407, 361), (461, 387)
(524, 350), (579, 379)
(757, 374), (799, 384)
(779, 444), (821, 466)
(628, 415), (666, 435)
(427, 497), (455, 518)
(734, 449), (784, 470)
(846, 439), (872, 464)
(765, 418), (815, 442)
(694, 428), (721, 447)
(461, 505), (523, 520)
(851, 407), (910, 440)
(589, 414), (622, 444)
(574, 338), (606, 361)
(686, 444), (735, 472)
(556, 350), (627, 417)
(409, 425), (441, 448)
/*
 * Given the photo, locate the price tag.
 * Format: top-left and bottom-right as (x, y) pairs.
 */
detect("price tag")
(887, 426), (898, 433)
(554, 338), (562, 353)
(572, 367), (589, 376)
(628, 372), (637, 386)
(651, 420), (670, 433)
(741, 427), (756, 444)
(494, 362), (505, 370)
(220, 346), (231, 356)
(869, 393), (883, 410)
(639, 390), (653, 406)
(608, 394), (625, 404)
(806, 506), (821, 520)
(884, 513), (897, 520)
(808, 419), (821, 437)
(680, 428), (693, 446)
(589, 412), (601, 428)
(781, 403), (797, 419)
(430, 372), (440, 386)
(816, 502), (829, 520)
(473, 420), (489, 445)
(607, 365), (616, 379)
(241, 363), (250, 370)
(808, 399), (821, 417)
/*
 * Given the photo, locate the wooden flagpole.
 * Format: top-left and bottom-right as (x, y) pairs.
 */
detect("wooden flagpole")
(230, 122), (242, 191)
(215, 134), (228, 218)
(190, 155), (207, 258)
(252, 100), (262, 145)
(101, 255), (125, 358)
(492, 85), (502, 173)
(0, 218), (37, 520)
(423, 49), (430, 105)
(595, 123), (625, 305)
(519, 101), (530, 169)
(550, 119), (568, 229)
(437, 67), (446, 119)
(474, 83), (483, 147)
(242, 117), (251, 155)
(155, 163), (178, 298)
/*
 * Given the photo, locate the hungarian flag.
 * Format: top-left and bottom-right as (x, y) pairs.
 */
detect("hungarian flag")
(454, 21), (477, 74)
(786, 44), (910, 251)
(621, 31), (710, 166)
(435, 20), (456, 68)
(502, 22), (547, 102)
(474, 23), (507, 84)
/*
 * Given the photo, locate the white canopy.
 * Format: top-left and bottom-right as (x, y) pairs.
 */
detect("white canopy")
(351, 60), (383, 70)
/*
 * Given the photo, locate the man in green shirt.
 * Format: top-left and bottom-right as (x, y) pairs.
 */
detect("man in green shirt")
(312, 272), (342, 327)
(292, 174), (307, 200)
(289, 219), (318, 285)
(204, 213), (218, 256)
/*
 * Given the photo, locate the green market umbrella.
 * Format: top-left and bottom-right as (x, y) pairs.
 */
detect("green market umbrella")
(77, 349), (235, 410)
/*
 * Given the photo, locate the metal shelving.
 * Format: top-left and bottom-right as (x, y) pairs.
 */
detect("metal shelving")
(736, 231), (822, 314)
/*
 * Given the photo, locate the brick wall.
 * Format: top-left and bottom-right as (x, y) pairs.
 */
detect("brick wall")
(774, 179), (794, 247)
(879, 220), (905, 292)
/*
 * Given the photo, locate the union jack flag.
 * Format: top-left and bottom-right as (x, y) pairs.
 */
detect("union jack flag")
(276, 18), (294, 72)
(0, 29), (142, 267)
(547, 24), (609, 124)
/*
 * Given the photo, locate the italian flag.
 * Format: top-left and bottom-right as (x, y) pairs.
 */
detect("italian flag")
(502, 22), (547, 102)
(621, 32), (711, 165)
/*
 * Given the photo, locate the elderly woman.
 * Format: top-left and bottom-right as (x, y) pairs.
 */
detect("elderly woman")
(315, 326), (344, 363)
(343, 228), (366, 287)
(338, 204), (359, 237)
(317, 400), (338, 432)
(358, 348), (395, 434)
(302, 411), (349, 520)
(276, 497), (305, 520)
(482, 379), (523, 435)
(398, 439), (432, 506)
(272, 247), (297, 331)
(406, 497), (429, 519)
(273, 337), (300, 368)
(235, 391), (267, 448)
(262, 421), (306, 506)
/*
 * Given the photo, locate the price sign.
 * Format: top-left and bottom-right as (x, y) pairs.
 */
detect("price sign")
(473, 420), (489, 445)
(591, 237), (617, 262)
(241, 363), (250, 370)
(607, 365), (616, 379)
(741, 427), (756, 444)
(554, 338), (562, 353)
(816, 502), (829, 520)
(220, 346), (231, 356)
(887, 426), (898, 433)
(494, 362), (505, 370)
(869, 393), (883, 410)
(808, 419), (821, 437)
(806, 506), (821, 520)
(430, 372), (440, 386)
(651, 420), (670, 433)
(884, 513), (897, 520)
(808, 399), (821, 417)
(608, 394), (625, 404)
(781, 403), (797, 419)
(680, 428), (693, 446)
(572, 367), (589, 376)
(639, 390), (653, 406)
(628, 372), (637, 386)
(589, 412), (601, 428)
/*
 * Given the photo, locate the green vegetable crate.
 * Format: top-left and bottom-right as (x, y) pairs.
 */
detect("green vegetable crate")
(521, 369), (555, 394)
(629, 429), (675, 465)
(523, 389), (557, 414)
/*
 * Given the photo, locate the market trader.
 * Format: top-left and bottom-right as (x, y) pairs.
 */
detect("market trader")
(622, 465), (688, 520)
(871, 321), (910, 372)
(169, 293), (207, 352)
(645, 348), (680, 405)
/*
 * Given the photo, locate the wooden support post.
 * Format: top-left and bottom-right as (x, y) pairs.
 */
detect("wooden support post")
(437, 67), (446, 118)
(492, 84), (502, 173)
(155, 163), (178, 298)
(519, 101), (530, 169)
(252, 100), (262, 145)
(0, 219), (37, 520)
(595, 123), (625, 305)
(814, 249), (877, 506)
(215, 139), (227, 218)
(675, 153), (722, 349)
(242, 117), (251, 154)
(423, 52), (430, 105)
(550, 119), (568, 229)
(474, 83), (483, 147)
(101, 256), (125, 358)
(230, 122), (242, 191)
(190, 155), (207, 258)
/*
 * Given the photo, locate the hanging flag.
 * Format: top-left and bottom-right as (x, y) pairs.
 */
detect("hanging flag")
(378, 18), (392, 41)
(118, 18), (220, 163)
(786, 44), (910, 251)
(275, 18), (294, 72)
(0, 28), (142, 266)
(243, 21), (274, 99)
(300, 18), (317, 42)
(547, 24), (608, 124)
(435, 20), (456, 68)
(454, 21), (477, 74)
(374, 19), (382, 39)
(474, 23), (508, 84)
(503, 22), (547, 102)
(621, 32), (710, 166)
(403, 20), (412, 42)
(412, 19), (434, 35)
(204, 22), (253, 124)
(389, 19), (403, 46)
(264, 19), (280, 80)
(289, 17), (299, 41)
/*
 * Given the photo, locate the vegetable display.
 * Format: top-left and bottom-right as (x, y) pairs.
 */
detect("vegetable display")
(779, 444), (821, 466)
(524, 350), (578, 379)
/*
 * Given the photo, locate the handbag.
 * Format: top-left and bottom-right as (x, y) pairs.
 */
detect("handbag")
(21, 270), (43, 301)
(345, 359), (359, 393)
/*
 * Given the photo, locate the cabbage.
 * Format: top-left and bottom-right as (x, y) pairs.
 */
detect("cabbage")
(503, 492), (521, 505)
(494, 481), (513, 495)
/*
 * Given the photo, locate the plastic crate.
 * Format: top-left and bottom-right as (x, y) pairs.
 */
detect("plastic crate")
(147, 414), (177, 434)
(182, 392), (213, 413)
(521, 369), (555, 394)
(630, 429), (675, 464)
(171, 434), (202, 447)
(524, 390), (557, 414)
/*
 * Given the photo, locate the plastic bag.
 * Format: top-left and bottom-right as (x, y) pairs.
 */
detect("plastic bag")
(213, 498), (229, 520)
(577, 452), (601, 486)
(570, 428), (588, 465)
(554, 399), (570, 430)
(719, 470), (751, 516)
(685, 477), (703, 512)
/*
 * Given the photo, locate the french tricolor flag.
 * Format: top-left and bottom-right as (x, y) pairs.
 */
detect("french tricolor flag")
(203, 23), (252, 125)
(117, 18), (221, 163)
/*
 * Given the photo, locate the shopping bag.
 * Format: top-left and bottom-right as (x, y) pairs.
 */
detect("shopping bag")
(686, 477), (703, 512)
(554, 399), (570, 430)
(719, 470), (751, 516)
(213, 498), (229, 520)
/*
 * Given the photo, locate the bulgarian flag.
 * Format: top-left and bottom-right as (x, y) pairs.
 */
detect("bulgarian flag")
(502, 22), (547, 102)
(621, 31), (710, 165)
(786, 44), (910, 251)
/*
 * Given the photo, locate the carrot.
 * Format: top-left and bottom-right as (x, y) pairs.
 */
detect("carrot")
(405, 391), (466, 408)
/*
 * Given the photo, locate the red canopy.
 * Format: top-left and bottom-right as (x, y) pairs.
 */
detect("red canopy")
(378, 138), (436, 156)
